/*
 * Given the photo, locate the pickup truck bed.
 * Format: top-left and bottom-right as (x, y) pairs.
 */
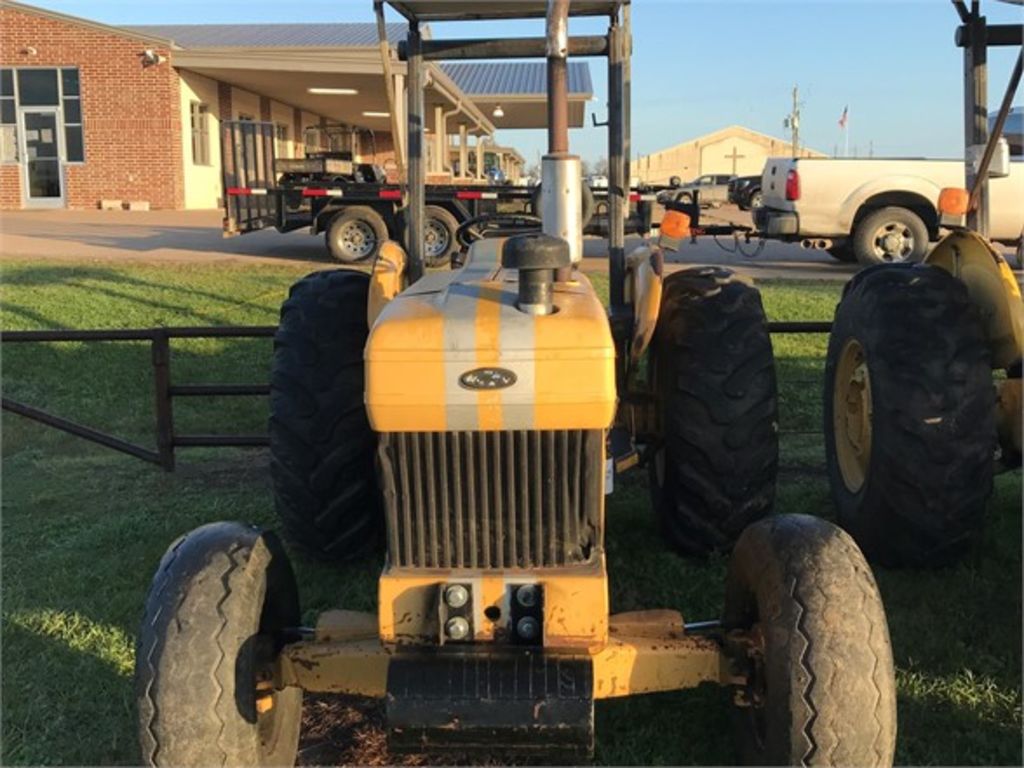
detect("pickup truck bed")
(755, 157), (1024, 265)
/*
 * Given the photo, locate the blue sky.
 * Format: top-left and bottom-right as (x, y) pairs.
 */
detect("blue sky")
(27, 0), (1024, 166)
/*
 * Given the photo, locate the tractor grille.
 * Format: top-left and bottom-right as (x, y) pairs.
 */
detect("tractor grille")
(378, 430), (603, 569)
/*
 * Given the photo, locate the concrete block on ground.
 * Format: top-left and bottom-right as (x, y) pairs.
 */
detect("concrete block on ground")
(99, 199), (122, 210)
(127, 201), (150, 211)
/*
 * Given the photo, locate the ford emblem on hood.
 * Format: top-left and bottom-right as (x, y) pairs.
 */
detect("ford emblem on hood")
(459, 367), (517, 390)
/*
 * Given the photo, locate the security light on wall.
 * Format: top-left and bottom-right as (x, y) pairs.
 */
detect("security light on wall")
(492, 104), (505, 118)
(308, 87), (359, 95)
(141, 49), (165, 66)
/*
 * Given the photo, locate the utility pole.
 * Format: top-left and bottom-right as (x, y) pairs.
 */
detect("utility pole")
(783, 85), (801, 157)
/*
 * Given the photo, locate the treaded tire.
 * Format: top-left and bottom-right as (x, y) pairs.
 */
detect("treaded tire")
(650, 266), (779, 555)
(824, 263), (995, 567)
(724, 514), (897, 766)
(423, 205), (460, 268)
(135, 522), (302, 767)
(852, 206), (929, 266)
(270, 270), (382, 561)
(325, 206), (389, 263)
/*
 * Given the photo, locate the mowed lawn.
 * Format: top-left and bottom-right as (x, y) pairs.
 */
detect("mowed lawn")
(1, 258), (1020, 766)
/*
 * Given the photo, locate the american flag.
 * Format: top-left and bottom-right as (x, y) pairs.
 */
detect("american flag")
(838, 105), (849, 129)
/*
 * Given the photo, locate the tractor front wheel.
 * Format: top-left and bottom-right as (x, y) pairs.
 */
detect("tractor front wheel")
(724, 514), (897, 766)
(270, 270), (382, 560)
(650, 267), (778, 555)
(135, 522), (303, 767)
(824, 263), (994, 566)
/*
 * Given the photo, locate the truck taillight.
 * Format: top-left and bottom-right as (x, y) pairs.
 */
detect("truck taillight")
(785, 169), (800, 201)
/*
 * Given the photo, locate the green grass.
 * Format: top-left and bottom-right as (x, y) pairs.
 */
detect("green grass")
(1, 260), (1020, 765)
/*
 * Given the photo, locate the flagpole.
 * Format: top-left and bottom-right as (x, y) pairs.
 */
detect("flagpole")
(844, 120), (850, 158)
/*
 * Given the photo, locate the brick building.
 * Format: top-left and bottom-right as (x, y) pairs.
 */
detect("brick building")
(0, 0), (593, 211)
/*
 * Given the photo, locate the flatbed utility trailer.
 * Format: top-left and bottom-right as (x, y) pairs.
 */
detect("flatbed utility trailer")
(221, 118), (656, 264)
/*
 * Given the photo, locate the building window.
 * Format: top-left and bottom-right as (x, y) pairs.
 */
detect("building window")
(190, 101), (210, 165)
(2, 67), (84, 163)
(275, 122), (290, 159)
(1, 69), (15, 163)
(61, 68), (83, 163)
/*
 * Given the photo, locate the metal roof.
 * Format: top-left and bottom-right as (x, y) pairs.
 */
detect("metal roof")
(124, 23), (407, 48)
(441, 61), (593, 96)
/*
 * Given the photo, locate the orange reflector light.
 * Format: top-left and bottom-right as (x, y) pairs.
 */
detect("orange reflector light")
(661, 210), (691, 239)
(938, 187), (969, 216)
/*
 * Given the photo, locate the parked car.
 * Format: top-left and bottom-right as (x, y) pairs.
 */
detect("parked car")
(755, 155), (1024, 264)
(657, 173), (735, 208)
(727, 175), (763, 210)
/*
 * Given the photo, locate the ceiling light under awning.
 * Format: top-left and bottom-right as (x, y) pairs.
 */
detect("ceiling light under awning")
(363, 111), (390, 118)
(307, 87), (359, 95)
(493, 104), (505, 118)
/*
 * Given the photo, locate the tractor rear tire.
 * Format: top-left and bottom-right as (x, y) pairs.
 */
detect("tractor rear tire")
(824, 263), (995, 567)
(724, 514), (897, 766)
(136, 522), (303, 767)
(650, 267), (779, 555)
(270, 270), (382, 561)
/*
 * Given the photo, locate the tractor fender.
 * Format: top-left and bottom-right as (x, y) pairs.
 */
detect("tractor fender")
(925, 229), (1024, 369)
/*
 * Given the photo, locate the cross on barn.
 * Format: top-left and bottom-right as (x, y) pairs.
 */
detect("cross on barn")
(725, 146), (745, 175)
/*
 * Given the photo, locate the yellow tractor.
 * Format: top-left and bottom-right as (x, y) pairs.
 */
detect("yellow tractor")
(134, 2), (897, 764)
(823, 1), (1023, 567)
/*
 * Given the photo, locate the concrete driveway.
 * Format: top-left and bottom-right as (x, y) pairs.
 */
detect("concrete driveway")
(0, 206), (858, 280)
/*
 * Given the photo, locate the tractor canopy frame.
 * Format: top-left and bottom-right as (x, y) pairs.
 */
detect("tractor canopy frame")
(382, 0), (633, 318)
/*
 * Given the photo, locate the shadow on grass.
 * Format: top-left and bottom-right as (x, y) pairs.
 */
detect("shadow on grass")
(1, 622), (137, 766)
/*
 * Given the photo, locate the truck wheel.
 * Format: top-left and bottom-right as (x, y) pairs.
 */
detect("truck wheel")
(650, 267), (779, 555)
(824, 264), (995, 566)
(748, 189), (763, 209)
(325, 206), (389, 263)
(270, 270), (382, 560)
(724, 515), (897, 767)
(423, 205), (460, 267)
(852, 206), (929, 265)
(136, 522), (303, 767)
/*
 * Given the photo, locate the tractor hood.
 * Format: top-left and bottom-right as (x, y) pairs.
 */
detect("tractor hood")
(365, 240), (616, 432)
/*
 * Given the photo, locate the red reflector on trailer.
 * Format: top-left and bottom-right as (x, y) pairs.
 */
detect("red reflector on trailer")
(302, 188), (327, 197)
(629, 193), (640, 202)
(379, 189), (403, 200)
(226, 187), (250, 196)
(457, 191), (483, 199)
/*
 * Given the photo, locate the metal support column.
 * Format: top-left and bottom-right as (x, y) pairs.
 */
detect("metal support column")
(406, 22), (425, 283)
(459, 123), (469, 179)
(607, 11), (626, 312)
(963, 6), (989, 234)
(623, 3), (632, 198)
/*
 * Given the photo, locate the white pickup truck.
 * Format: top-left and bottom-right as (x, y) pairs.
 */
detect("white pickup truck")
(754, 157), (1024, 264)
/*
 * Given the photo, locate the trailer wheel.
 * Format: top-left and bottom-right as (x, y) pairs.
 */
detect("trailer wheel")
(650, 267), (779, 555)
(530, 182), (596, 230)
(824, 263), (994, 566)
(325, 206), (388, 263)
(423, 205), (460, 267)
(724, 514), (897, 766)
(852, 206), (929, 265)
(270, 270), (382, 561)
(136, 522), (303, 768)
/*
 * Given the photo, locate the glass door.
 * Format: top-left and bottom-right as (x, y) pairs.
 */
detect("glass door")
(20, 108), (63, 207)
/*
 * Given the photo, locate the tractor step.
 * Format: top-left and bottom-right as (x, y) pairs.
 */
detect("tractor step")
(386, 651), (594, 758)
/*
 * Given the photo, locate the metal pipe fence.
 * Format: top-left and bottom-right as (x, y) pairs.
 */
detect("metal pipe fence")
(2, 321), (831, 471)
